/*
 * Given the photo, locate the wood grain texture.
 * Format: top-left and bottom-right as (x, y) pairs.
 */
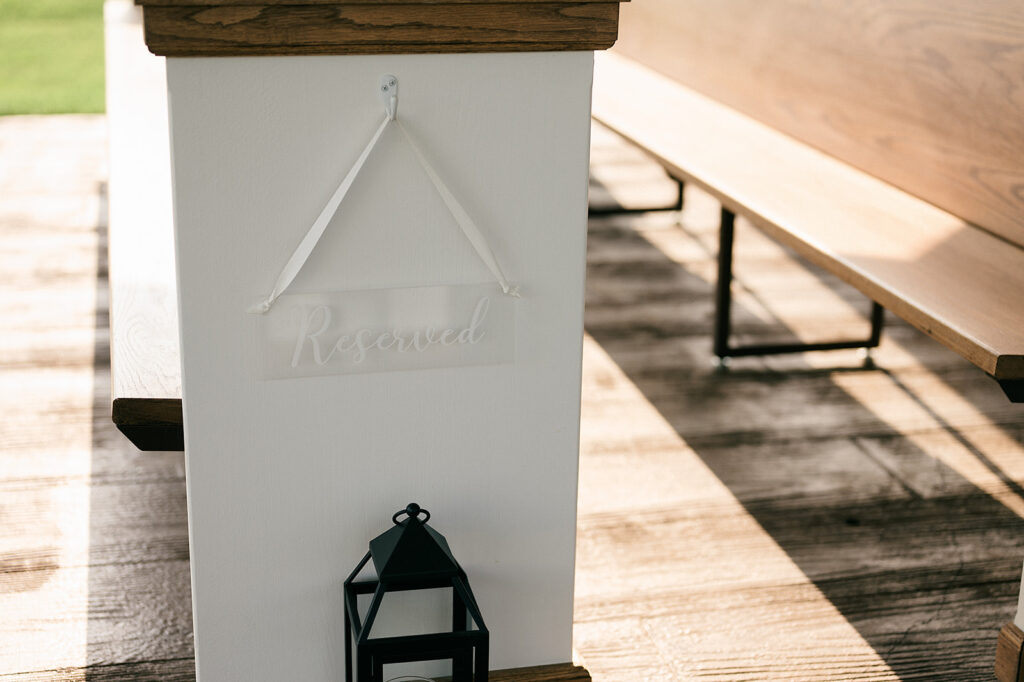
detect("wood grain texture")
(446, 663), (590, 681)
(0, 661), (582, 682)
(996, 622), (1024, 682)
(577, 137), (1024, 678)
(493, 663), (590, 681)
(614, 0), (1024, 249)
(138, 0), (609, 4)
(0, 113), (195, 680)
(0, 659), (196, 682)
(105, 0), (182, 451)
(592, 52), (1024, 383)
(138, 1), (622, 56)
(5, 114), (1024, 681)
(0, 105), (577, 677)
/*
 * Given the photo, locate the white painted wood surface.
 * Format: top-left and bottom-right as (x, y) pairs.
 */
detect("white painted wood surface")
(165, 52), (594, 679)
(105, 0), (180, 406)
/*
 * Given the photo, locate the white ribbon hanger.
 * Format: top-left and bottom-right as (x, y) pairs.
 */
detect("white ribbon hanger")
(250, 75), (519, 315)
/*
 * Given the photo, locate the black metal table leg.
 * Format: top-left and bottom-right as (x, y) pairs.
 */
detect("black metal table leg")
(712, 205), (886, 362)
(713, 206), (736, 360)
(589, 177), (684, 216)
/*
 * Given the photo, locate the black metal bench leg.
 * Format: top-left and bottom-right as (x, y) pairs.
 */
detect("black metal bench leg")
(866, 299), (885, 350)
(589, 177), (684, 216)
(671, 178), (685, 211)
(713, 205), (886, 364)
(713, 206), (736, 361)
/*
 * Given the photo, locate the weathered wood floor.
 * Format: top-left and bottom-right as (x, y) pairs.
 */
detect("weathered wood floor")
(2, 116), (1024, 680)
(0, 115), (192, 681)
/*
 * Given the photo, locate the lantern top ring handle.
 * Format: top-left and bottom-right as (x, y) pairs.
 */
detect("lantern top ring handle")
(393, 502), (430, 525)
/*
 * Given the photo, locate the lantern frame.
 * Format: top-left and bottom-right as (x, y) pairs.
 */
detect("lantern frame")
(343, 505), (489, 682)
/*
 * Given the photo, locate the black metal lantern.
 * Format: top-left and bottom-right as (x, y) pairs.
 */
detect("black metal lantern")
(344, 503), (488, 682)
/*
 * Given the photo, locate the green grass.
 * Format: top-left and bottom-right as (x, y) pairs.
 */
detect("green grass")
(0, 0), (105, 115)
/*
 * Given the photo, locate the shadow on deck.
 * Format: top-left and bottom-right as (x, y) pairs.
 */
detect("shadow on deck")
(576, 128), (1024, 680)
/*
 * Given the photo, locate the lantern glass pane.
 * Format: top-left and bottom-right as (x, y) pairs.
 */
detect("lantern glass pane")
(383, 659), (452, 681)
(357, 588), (453, 637)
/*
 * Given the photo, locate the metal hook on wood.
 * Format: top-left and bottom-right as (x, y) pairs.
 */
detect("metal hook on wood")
(380, 74), (398, 120)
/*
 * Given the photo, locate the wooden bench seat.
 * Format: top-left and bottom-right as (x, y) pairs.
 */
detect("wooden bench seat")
(592, 51), (1024, 402)
(105, 0), (182, 451)
(104, 0), (1024, 456)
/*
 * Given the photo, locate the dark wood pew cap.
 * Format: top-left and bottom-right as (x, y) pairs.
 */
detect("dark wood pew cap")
(134, 0), (630, 57)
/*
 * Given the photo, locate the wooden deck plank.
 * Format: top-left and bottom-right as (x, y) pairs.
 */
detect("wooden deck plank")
(0, 479), (188, 569)
(574, 128), (1024, 679)
(0, 114), (194, 678)
(4, 114), (1024, 680)
(0, 659), (196, 682)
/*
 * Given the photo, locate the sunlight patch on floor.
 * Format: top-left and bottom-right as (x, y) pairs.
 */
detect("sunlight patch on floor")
(0, 115), (103, 675)
(574, 334), (898, 680)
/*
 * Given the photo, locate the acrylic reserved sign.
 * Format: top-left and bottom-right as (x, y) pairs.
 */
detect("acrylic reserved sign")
(256, 283), (515, 378)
